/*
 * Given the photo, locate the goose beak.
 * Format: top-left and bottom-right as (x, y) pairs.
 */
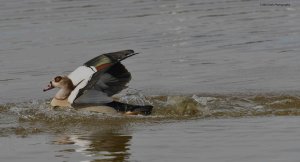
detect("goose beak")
(43, 82), (54, 92)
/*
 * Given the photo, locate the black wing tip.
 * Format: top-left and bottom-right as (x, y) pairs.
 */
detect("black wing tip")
(84, 49), (139, 66)
(123, 49), (135, 53)
(104, 49), (139, 62)
(110, 49), (134, 54)
(114, 49), (138, 56)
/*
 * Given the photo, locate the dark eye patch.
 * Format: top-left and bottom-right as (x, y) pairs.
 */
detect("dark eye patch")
(54, 76), (62, 82)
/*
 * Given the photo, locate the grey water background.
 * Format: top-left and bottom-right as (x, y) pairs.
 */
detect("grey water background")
(1, 0), (300, 103)
(1, 0), (300, 162)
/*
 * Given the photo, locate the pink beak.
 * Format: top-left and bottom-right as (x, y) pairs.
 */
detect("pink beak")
(43, 82), (54, 92)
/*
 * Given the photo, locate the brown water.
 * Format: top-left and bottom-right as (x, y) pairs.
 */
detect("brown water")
(1, 0), (300, 161)
(2, 95), (300, 161)
(2, 116), (300, 162)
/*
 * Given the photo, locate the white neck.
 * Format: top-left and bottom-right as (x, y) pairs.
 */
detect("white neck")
(55, 88), (72, 100)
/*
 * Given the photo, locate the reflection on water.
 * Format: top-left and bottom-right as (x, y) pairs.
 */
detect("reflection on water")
(54, 131), (132, 162)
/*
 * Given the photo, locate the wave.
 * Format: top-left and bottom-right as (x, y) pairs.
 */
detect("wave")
(150, 95), (300, 117)
(2, 93), (300, 120)
(1, 92), (300, 136)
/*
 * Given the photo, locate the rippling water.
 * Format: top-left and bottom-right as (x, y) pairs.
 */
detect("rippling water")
(1, 0), (300, 161)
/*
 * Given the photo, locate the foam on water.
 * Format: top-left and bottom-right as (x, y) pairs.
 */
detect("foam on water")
(2, 92), (300, 137)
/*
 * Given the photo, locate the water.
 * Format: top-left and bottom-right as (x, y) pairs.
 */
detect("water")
(130, 117), (300, 162)
(1, 0), (300, 161)
(1, 117), (300, 162)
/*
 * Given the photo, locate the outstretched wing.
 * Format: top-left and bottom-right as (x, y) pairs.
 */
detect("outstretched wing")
(93, 62), (132, 96)
(72, 50), (137, 103)
(84, 49), (137, 67)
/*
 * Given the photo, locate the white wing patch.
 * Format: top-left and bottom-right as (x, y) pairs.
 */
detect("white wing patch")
(67, 66), (96, 104)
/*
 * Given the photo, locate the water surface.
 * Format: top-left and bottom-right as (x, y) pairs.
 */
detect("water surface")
(1, 0), (300, 161)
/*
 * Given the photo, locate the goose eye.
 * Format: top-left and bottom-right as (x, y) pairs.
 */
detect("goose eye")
(54, 76), (62, 82)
